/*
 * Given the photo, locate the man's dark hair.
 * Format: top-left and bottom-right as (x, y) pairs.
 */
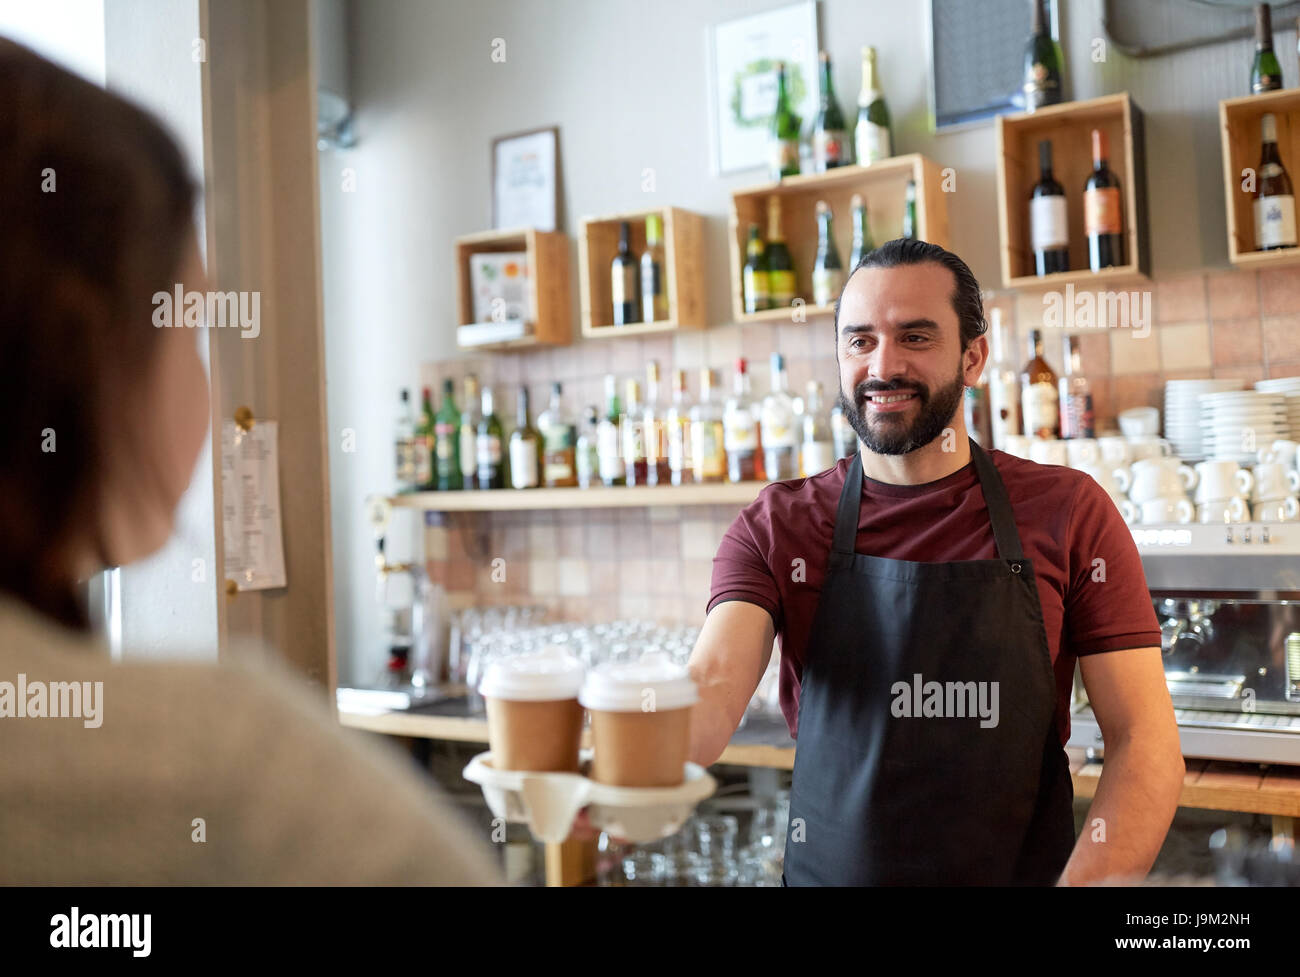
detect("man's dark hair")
(833, 238), (987, 349)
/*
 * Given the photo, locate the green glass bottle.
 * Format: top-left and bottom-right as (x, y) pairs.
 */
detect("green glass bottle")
(1252, 2), (1282, 94)
(743, 223), (770, 314)
(854, 46), (892, 165)
(433, 378), (461, 491)
(812, 201), (845, 308)
(475, 386), (505, 490)
(769, 61), (801, 181)
(813, 50), (848, 171)
(417, 386), (436, 491)
(765, 196), (796, 308)
(641, 214), (669, 322)
(1022, 0), (1063, 110)
(848, 193), (874, 269)
(903, 180), (917, 241)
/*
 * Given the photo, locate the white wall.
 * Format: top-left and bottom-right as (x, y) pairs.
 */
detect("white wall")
(0, 0), (105, 83)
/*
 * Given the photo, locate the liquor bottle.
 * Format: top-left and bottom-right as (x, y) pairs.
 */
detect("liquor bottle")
(812, 200), (845, 307)
(643, 362), (671, 486)
(854, 46), (892, 165)
(1020, 329), (1059, 440)
(902, 180), (917, 240)
(743, 223), (770, 314)
(1084, 129), (1124, 270)
(641, 214), (669, 322)
(433, 378), (462, 491)
(725, 358), (761, 482)
(394, 389), (418, 492)
(813, 50), (848, 171)
(475, 386), (505, 489)
(800, 380), (836, 477)
(1252, 2), (1282, 94)
(539, 381), (578, 488)
(848, 193), (874, 269)
(458, 374), (481, 490)
(1058, 335), (1095, 439)
(766, 196), (797, 309)
(986, 309), (1022, 450)
(831, 400), (858, 459)
(761, 353), (798, 480)
(416, 386), (435, 490)
(508, 387), (542, 489)
(690, 368), (727, 484)
(576, 405), (601, 489)
(622, 379), (649, 487)
(611, 220), (639, 325)
(597, 375), (624, 487)
(1254, 112), (1297, 251)
(769, 61), (801, 181)
(1022, 0), (1062, 111)
(665, 368), (693, 486)
(1031, 139), (1069, 276)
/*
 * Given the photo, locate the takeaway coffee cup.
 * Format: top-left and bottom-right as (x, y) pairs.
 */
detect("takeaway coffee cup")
(579, 651), (698, 787)
(478, 645), (586, 772)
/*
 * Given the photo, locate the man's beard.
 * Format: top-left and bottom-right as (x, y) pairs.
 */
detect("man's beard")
(837, 364), (967, 456)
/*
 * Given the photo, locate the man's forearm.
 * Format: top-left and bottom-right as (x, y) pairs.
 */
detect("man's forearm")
(1057, 733), (1185, 885)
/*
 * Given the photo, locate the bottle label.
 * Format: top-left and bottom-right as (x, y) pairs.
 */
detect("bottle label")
(1084, 187), (1122, 236)
(1021, 382), (1059, 438)
(802, 441), (835, 476)
(396, 438), (417, 484)
(612, 265), (636, 309)
(743, 267), (770, 310)
(1255, 194), (1297, 248)
(622, 420), (646, 462)
(476, 433), (501, 468)
(813, 129), (846, 167)
(543, 456), (575, 484)
(724, 412), (758, 452)
(412, 440), (431, 485)
(693, 423), (726, 478)
(1030, 196), (1069, 250)
(458, 427), (476, 479)
(434, 421), (456, 460)
(855, 119), (890, 164)
(641, 260), (663, 317)
(812, 267), (845, 307)
(760, 405), (797, 448)
(989, 377), (1020, 449)
(668, 421), (687, 471)
(597, 422), (622, 480)
(509, 439), (538, 488)
(768, 270), (796, 306)
(1023, 66), (1059, 109)
(1064, 392), (1096, 439)
(769, 138), (799, 174)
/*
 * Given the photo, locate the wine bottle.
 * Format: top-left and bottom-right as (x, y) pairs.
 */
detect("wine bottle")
(854, 46), (892, 165)
(508, 386), (542, 489)
(475, 386), (505, 489)
(813, 50), (848, 171)
(1254, 112), (1297, 251)
(433, 378), (462, 491)
(1252, 2), (1283, 94)
(458, 374), (481, 490)
(416, 386), (435, 490)
(1030, 139), (1069, 276)
(765, 197), (796, 309)
(743, 223), (770, 314)
(597, 375), (624, 487)
(848, 193), (874, 269)
(611, 220), (639, 325)
(1020, 329), (1060, 440)
(1023, 0), (1062, 111)
(902, 180), (917, 240)
(1084, 129), (1124, 270)
(812, 200), (845, 307)
(769, 61), (801, 181)
(641, 214), (668, 322)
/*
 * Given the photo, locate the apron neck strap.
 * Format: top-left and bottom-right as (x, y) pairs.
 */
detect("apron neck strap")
(832, 439), (1026, 560)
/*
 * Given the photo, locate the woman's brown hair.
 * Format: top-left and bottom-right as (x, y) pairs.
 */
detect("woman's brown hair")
(0, 37), (198, 631)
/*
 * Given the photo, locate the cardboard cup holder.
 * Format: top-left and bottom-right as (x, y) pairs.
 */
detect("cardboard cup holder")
(462, 750), (717, 844)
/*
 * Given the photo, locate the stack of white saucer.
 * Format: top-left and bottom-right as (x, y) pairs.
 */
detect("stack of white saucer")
(1199, 390), (1290, 464)
(1164, 378), (1244, 461)
(1255, 376), (1300, 434)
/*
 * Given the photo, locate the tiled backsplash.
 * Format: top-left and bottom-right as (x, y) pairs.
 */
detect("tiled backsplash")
(420, 264), (1300, 627)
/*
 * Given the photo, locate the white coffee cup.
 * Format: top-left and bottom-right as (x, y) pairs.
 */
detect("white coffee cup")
(1029, 438), (1069, 466)
(1141, 496), (1194, 525)
(1251, 462), (1300, 502)
(1079, 464), (1132, 498)
(1195, 497), (1250, 524)
(1129, 458), (1198, 503)
(1193, 460), (1255, 504)
(1254, 496), (1300, 523)
(1118, 406), (1160, 438)
(1127, 436), (1174, 462)
(1257, 439), (1300, 470)
(1066, 438), (1102, 468)
(1099, 436), (1131, 467)
(1003, 435), (1032, 459)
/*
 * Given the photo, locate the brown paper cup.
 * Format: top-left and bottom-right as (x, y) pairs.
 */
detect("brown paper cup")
(485, 696), (585, 772)
(588, 705), (692, 787)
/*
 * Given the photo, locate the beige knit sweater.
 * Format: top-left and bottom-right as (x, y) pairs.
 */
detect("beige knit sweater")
(0, 592), (503, 884)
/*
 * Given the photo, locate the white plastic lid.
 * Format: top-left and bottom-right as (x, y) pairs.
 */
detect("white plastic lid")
(579, 651), (698, 712)
(478, 645), (585, 701)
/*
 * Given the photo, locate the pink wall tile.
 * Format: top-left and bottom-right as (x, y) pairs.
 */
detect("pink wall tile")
(1207, 271), (1259, 320)
(1260, 267), (1300, 316)
(1261, 314), (1300, 363)
(1210, 317), (1264, 368)
(1154, 273), (1207, 324)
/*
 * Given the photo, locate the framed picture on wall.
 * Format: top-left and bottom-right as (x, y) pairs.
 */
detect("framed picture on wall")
(706, 1), (820, 176)
(492, 125), (561, 232)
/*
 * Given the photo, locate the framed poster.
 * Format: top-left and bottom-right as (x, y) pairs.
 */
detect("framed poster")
(492, 125), (561, 231)
(706, 1), (820, 176)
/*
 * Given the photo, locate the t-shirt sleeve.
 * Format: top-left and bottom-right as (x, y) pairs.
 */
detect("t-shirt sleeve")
(1063, 473), (1162, 656)
(707, 499), (781, 629)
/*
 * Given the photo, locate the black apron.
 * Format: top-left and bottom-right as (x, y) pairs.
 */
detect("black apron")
(782, 440), (1075, 885)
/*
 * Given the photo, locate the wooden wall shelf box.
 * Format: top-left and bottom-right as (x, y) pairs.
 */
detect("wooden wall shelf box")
(455, 227), (573, 351)
(728, 153), (951, 324)
(1220, 88), (1300, 269)
(577, 206), (706, 338)
(995, 92), (1149, 291)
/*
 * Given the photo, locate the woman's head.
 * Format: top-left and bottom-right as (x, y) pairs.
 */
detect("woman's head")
(0, 38), (210, 629)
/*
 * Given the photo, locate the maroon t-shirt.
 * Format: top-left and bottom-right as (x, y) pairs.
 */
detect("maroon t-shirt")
(708, 450), (1162, 746)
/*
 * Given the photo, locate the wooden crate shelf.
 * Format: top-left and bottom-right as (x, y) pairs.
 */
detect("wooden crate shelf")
(1220, 87), (1300, 268)
(455, 227), (573, 351)
(995, 92), (1149, 291)
(577, 206), (706, 338)
(727, 154), (950, 324)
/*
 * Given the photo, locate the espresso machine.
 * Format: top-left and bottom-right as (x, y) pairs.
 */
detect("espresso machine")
(1069, 523), (1300, 765)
